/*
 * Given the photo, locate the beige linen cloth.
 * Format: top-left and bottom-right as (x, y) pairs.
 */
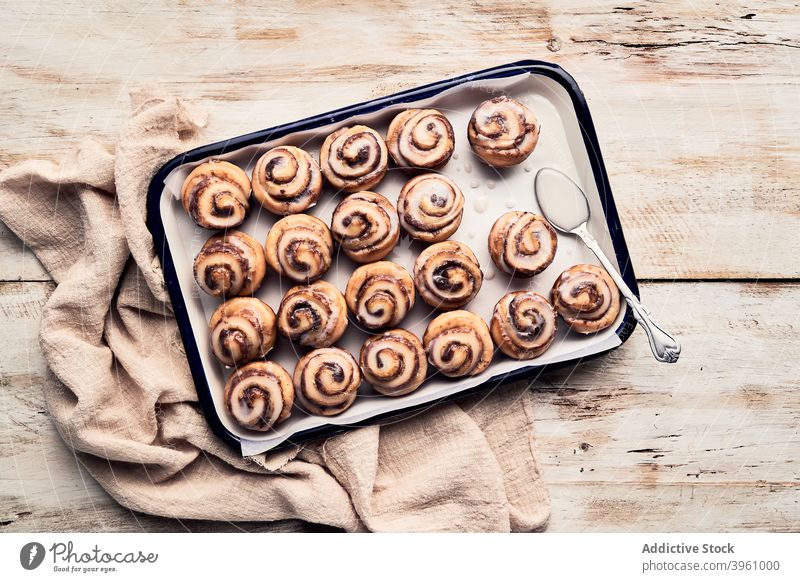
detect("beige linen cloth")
(0, 90), (550, 532)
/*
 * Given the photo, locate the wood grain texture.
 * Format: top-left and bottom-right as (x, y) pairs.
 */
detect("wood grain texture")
(2, 281), (797, 532)
(0, 1), (798, 280)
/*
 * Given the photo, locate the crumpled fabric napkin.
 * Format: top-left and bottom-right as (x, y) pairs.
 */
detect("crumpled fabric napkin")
(0, 90), (550, 532)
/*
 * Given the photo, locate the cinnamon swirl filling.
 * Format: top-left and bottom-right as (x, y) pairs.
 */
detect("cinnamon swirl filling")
(320, 125), (388, 193)
(277, 280), (348, 348)
(223, 361), (294, 431)
(193, 230), (266, 298)
(490, 291), (557, 360)
(331, 191), (399, 263)
(345, 261), (415, 331)
(360, 329), (427, 396)
(293, 347), (361, 416)
(181, 160), (251, 230)
(414, 241), (483, 310)
(252, 146), (323, 215)
(551, 264), (621, 334)
(423, 310), (493, 378)
(397, 173), (464, 243)
(386, 108), (455, 170)
(468, 96), (540, 167)
(265, 214), (333, 283)
(209, 297), (277, 367)
(488, 211), (558, 277)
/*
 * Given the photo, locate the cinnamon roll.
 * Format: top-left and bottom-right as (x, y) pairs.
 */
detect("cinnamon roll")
(551, 264), (621, 334)
(277, 280), (348, 348)
(331, 191), (399, 263)
(467, 96), (540, 167)
(252, 146), (322, 215)
(181, 160), (251, 230)
(423, 311), (493, 378)
(345, 261), (415, 331)
(488, 211), (558, 277)
(293, 347), (361, 416)
(490, 291), (557, 360)
(360, 329), (427, 396)
(320, 125), (388, 193)
(414, 241), (483, 310)
(265, 214), (333, 283)
(209, 298), (277, 367)
(223, 361), (294, 432)
(397, 173), (464, 243)
(386, 109), (455, 170)
(193, 230), (266, 298)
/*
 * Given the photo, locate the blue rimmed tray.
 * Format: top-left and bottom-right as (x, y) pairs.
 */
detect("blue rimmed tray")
(146, 60), (637, 455)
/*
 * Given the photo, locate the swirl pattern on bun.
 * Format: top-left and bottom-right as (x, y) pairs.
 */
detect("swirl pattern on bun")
(488, 211), (558, 277)
(193, 230), (266, 298)
(223, 361), (294, 431)
(360, 329), (427, 396)
(345, 261), (415, 331)
(277, 280), (348, 348)
(331, 191), (399, 263)
(397, 174), (464, 243)
(467, 96), (540, 167)
(181, 160), (251, 230)
(490, 291), (557, 360)
(209, 298), (277, 367)
(423, 311), (493, 378)
(320, 125), (388, 193)
(551, 264), (621, 334)
(252, 146), (322, 215)
(293, 347), (361, 416)
(386, 109), (455, 170)
(265, 214), (333, 283)
(414, 241), (483, 310)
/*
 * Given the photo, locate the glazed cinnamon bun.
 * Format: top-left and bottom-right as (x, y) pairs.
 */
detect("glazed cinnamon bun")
(193, 230), (266, 298)
(209, 298), (277, 367)
(467, 96), (540, 167)
(265, 214), (333, 283)
(414, 241), (483, 309)
(551, 264), (621, 333)
(488, 211), (558, 277)
(397, 173), (464, 243)
(386, 109), (455, 170)
(223, 361), (294, 431)
(490, 291), (557, 359)
(320, 125), (388, 193)
(345, 261), (415, 331)
(181, 160), (251, 229)
(360, 329), (427, 396)
(330, 191), (399, 263)
(252, 146), (322, 215)
(293, 347), (361, 416)
(277, 280), (348, 348)
(423, 310), (493, 378)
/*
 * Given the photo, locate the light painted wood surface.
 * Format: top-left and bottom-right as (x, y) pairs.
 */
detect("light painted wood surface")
(1, 1), (799, 532)
(2, 282), (798, 531)
(1, 0), (798, 280)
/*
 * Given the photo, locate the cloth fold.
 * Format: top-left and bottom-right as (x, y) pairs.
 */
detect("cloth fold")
(0, 90), (550, 532)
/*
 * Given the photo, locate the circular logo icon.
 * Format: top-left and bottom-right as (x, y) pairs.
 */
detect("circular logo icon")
(20, 542), (46, 570)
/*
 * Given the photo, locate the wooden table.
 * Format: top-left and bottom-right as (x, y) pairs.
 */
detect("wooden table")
(1, 1), (798, 532)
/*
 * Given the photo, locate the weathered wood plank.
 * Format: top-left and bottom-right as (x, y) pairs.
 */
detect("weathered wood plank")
(0, 0), (798, 280)
(2, 281), (797, 531)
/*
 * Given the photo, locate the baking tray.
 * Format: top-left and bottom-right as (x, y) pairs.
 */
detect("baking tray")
(146, 60), (638, 456)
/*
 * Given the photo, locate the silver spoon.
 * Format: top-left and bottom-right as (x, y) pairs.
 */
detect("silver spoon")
(534, 167), (681, 363)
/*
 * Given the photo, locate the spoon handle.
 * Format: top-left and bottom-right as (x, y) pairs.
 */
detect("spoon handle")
(573, 224), (681, 363)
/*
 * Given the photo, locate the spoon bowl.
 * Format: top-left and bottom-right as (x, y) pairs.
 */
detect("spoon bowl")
(534, 167), (590, 233)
